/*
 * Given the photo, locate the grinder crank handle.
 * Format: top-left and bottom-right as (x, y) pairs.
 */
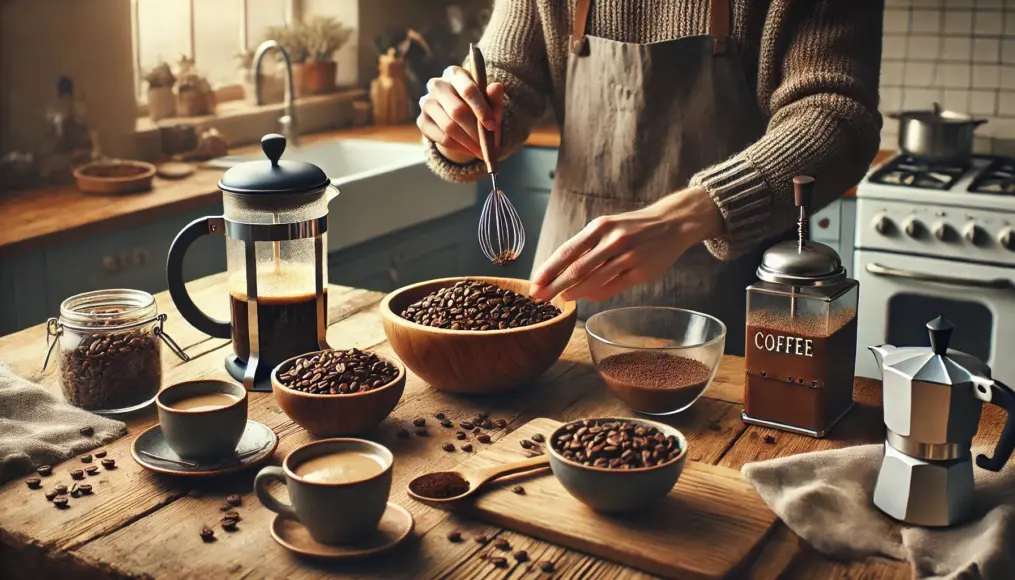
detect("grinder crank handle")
(974, 377), (1015, 472)
(466, 43), (497, 175)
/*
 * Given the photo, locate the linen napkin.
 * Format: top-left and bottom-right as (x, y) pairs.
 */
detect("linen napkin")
(743, 444), (1015, 579)
(0, 363), (127, 483)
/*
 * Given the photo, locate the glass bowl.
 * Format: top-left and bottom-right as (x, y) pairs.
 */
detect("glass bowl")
(585, 307), (727, 415)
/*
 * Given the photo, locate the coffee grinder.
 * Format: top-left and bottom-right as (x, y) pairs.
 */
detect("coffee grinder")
(167, 134), (337, 391)
(870, 316), (1015, 526)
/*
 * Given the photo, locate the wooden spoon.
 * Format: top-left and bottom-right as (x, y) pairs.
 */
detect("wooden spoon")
(406, 455), (549, 508)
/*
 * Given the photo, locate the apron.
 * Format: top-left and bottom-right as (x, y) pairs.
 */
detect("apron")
(532, 0), (769, 355)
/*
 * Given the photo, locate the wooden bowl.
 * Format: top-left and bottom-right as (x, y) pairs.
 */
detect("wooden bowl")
(380, 277), (578, 393)
(74, 160), (156, 194)
(270, 350), (406, 436)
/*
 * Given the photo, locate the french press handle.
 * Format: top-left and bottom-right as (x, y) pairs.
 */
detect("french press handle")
(166, 216), (231, 339)
(973, 377), (1015, 472)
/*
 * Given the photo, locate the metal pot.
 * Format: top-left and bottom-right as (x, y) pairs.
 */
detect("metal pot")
(889, 103), (987, 161)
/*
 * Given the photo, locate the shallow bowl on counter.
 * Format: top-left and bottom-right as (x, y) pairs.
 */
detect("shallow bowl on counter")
(270, 350), (405, 436)
(547, 417), (688, 512)
(379, 277), (577, 393)
(586, 307), (726, 415)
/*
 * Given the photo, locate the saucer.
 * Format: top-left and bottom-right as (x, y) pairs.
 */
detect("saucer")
(270, 502), (414, 559)
(131, 420), (278, 477)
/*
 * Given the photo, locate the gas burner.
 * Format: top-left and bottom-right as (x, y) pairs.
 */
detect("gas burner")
(869, 156), (968, 190)
(969, 158), (1015, 195)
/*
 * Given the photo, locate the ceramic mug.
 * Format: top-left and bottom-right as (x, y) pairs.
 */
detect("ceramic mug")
(255, 438), (393, 545)
(155, 380), (247, 460)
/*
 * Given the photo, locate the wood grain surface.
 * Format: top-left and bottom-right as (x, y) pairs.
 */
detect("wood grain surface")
(0, 273), (1003, 579)
(447, 417), (780, 579)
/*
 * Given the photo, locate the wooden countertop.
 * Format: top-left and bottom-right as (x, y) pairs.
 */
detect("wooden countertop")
(0, 274), (1007, 579)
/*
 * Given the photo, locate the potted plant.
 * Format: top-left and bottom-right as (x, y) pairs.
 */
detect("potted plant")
(175, 56), (215, 117)
(145, 62), (176, 121)
(263, 24), (309, 98)
(302, 16), (354, 94)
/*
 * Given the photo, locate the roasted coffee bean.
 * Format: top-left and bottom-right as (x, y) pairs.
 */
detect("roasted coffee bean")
(481, 420), (494, 429)
(472, 427), (482, 434)
(413, 418), (426, 427)
(511, 485), (525, 495)
(477, 411), (489, 420)
(446, 530), (462, 542)
(53, 496), (69, 509)
(514, 550), (529, 562)
(478, 434), (492, 444)
(25, 477), (41, 489)
(435, 412), (446, 420)
(60, 325), (161, 412)
(221, 519), (238, 532)
(223, 510), (241, 521)
(396, 427), (410, 439)
(400, 280), (561, 331)
(276, 349), (398, 395)
(219, 504), (233, 512)
(45, 490), (58, 501)
(474, 534), (491, 545)
(763, 435), (777, 444)
(441, 442), (455, 452)
(539, 560), (555, 572)
(80, 426), (95, 437)
(415, 427), (428, 437)
(37, 465), (52, 476)
(94, 450), (107, 458)
(55, 484), (68, 495)
(455, 431), (467, 440)
(552, 419), (681, 470)
(70, 484), (81, 498)
(519, 440), (533, 449)
(461, 443), (474, 452)
(80, 454), (92, 463)
(101, 458), (116, 470)
(79, 484), (93, 495)
(494, 538), (511, 551)
(441, 420), (454, 428)
(490, 556), (508, 568)
(495, 419), (507, 428)
(85, 466), (100, 475)
(531, 433), (545, 443)
(70, 469), (84, 480)
(226, 494), (242, 506)
(460, 421), (474, 430)
(200, 526), (215, 542)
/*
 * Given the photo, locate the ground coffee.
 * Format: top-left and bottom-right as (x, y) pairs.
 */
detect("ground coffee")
(409, 471), (470, 498)
(400, 280), (561, 331)
(597, 352), (713, 414)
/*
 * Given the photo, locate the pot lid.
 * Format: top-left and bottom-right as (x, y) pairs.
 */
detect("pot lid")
(875, 316), (991, 385)
(756, 241), (846, 286)
(218, 134), (330, 195)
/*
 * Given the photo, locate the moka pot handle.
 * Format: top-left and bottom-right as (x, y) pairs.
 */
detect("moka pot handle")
(974, 378), (1015, 472)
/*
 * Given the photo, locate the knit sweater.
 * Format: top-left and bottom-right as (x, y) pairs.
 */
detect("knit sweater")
(424, 0), (884, 261)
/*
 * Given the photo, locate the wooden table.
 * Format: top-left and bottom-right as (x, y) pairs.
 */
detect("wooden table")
(0, 274), (1006, 579)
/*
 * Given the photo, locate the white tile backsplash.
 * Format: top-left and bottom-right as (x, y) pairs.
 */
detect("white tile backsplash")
(943, 88), (972, 110)
(975, 10), (1005, 35)
(999, 91), (1015, 116)
(944, 10), (974, 34)
(880, 87), (904, 111)
(1005, 12), (1015, 35)
(974, 38), (1000, 62)
(939, 63), (972, 87)
(882, 61), (906, 86)
(942, 37), (973, 61)
(908, 36), (941, 59)
(1003, 40), (1015, 63)
(974, 64), (1002, 87)
(885, 9), (912, 34)
(912, 9), (942, 33)
(904, 87), (943, 109)
(1002, 66), (1015, 89)
(970, 90), (998, 115)
(884, 35), (908, 59)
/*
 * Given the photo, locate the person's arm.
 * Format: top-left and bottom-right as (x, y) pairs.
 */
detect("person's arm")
(690, 0), (883, 261)
(423, 0), (551, 183)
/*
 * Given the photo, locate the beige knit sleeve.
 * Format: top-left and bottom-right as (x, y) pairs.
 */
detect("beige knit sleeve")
(426, 0), (551, 183)
(690, 0), (884, 261)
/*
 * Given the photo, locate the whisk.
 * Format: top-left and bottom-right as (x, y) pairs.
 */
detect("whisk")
(468, 44), (525, 266)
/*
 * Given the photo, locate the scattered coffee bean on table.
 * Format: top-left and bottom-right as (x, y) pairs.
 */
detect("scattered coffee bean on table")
(200, 526), (215, 542)
(598, 351), (713, 414)
(495, 419), (507, 428)
(396, 428), (410, 439)
(472, 427), (482, 435)
(219, 504), (233, 512)
(478, 434), (492, 444)
(45, 490), (58, 501)
(481, 420), (494, 429)
(79, 484), (93, 495)
(441, 420), (454, 428)
(25, 477), (41, 489)
(413, 418), (426, 427)
(55, 484), (68, 495)
(478, 411), (488, 420)
(553, 419), (682, 469)
(519, 440), (533, 449)
(415, 427), (428, 437)
(37, 465), (52, 476)
(95, 450), (107, 458)
(514, 550), (529, 562)
(461, 443), (474, 453)
(276, 348), (399, 395)
(539, 560), (555, 572)
(474, 534), (491, 545)
(764, 435), (777, 444)
(490, 556), (508, 568)
(409, 472), (470, 499)
(494, 538), (511, 551)
(85, 466), (100, 475)
(101, 458), (116, 470)
(70, 470), (84, 480)
(441, 442), (455, 452)
(455, 431), (467, 440)
(80, 454), (92, 463)
(221, 519), (238, 532)
(460, 421), (474, 430)
(511, 485), (525, 495)
(531, 433), (545, 443)
(223, 510), (241, 521)
(70, 484), (81, 497)
(435, 412), (446, 420)
(446, 530), (462, 543)
(399, 280), (562, 331)
(226, 494), (242, 506)
(53, 496), (69, 509)
(80, 426), (95, 437)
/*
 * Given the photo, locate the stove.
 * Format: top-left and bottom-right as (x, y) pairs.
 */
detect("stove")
(854, 154), (1015, 384)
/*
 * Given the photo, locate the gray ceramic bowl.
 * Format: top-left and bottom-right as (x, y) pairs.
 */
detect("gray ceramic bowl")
(156, 380), (247, 460)
(547, 417), (688, 512)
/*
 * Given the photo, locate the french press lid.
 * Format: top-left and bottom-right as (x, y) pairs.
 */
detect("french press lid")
(218, 134), (330, 195)
(756, 176), (847, 286)
(876, 316), (991, 385)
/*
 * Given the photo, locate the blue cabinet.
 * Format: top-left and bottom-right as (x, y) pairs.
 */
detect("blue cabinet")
(809, 197), (855, 278)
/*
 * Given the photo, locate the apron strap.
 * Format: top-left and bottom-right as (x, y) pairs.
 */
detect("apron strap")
(709, 0), (731, 55)
(570, 0), (592, 55)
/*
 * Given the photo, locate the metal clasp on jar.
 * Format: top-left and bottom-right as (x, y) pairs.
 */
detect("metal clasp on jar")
(41, 313), (190, 372)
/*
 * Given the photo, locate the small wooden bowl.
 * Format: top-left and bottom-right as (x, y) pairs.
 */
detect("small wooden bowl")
(74, 160), (156, 194)
(379, 277), (578, 393)
(270, 350), (406, 436)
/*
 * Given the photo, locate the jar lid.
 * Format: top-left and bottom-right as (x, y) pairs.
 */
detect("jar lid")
(756, 240), (847, 286)
(218, 134), (330, 195)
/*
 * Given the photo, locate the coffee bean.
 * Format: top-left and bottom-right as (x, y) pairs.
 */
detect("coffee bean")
(79, 484), (93, 495)
(200, 526), (215, 542)
(441, 420), (454, 428)
(511, 485), (525, 495)
(435, 412), (446, 420)
(539, 560), (555, 572)
(478, 411), (489, 420)
(25, 477), (41, 489)
(226, 494), (242, 506)
(60, 325), (161, 412)
(446, 530), (462, 542)
(219, 504), (233, 512)
(460, 421), (474, 430)
(400, 281), (561, 331)
(70, 469), (84, 480)
(94, 450), (107, 458)
(472, 427), (482, 434)
(490, 556), (508, 568)
(763, 435), (777, 444)
(276, 349), (399, 395)
(55, 484), (68, 495)
(552, 419), (681, 470)
(531, 433), (545, 443)
(223, 511), (241, 521)
(478, 434), (492, 444)
(520, 440), (533, 449)
(514, 550), (529, 562)
(188, 489), (203, 498)
(461, 443), (474, 452)
(37, 465), (52, 476)
(85, 466), (100, 475)
(441, 442), (455, 452)
(45, 490), (58, 501)
(221, 519), (238, 532)
(455, 431), (467, 440)
(101, 458), (116, 470)
(474, 534), (491, 545)
(396, 428), (410, 439)
(495, 419), (507, 428)
(70, 484), (81, 498)
(494, 538), (511, 551)
(79, 426), (94, 437)
(53, 496), (69, 509)
(481, 420), (494, 430)
(413, 418), (426, 427)
(80, 454), (92, 463)
(415, 427), (428, 437)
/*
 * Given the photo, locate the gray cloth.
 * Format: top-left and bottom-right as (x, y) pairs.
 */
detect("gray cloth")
(0, 363), (127, 482)
(743, 444), (1015, 579)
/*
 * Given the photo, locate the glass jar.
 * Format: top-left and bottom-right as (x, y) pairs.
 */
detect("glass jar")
(43, 289), (188, 414)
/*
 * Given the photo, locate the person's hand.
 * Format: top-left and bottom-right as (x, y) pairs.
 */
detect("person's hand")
(417, 66), (505, 164)
(529, 187), (725, 302)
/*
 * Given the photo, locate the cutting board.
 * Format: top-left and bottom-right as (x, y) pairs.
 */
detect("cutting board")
(453, 418), (781, 580)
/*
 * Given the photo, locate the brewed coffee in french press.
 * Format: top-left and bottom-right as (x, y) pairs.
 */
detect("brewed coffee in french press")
(167, 134), (337, 391)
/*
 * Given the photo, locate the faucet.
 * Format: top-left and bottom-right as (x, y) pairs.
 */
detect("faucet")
(252, 40), (299, 146)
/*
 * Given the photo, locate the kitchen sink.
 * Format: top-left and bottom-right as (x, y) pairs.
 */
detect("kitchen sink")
(207, 138), (475, 252)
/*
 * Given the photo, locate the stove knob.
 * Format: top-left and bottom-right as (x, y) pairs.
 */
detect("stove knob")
(873, 214), (894, 235)
(933, 222), (956, 242)
(903, 218), (925, 239)
(964, 223), (988, 247)
(1000, 228), (1015, 251)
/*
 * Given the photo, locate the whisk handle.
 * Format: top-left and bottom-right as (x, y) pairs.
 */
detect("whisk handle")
(467, 43), (498, 175)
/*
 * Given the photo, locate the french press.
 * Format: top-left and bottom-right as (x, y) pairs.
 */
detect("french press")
(167, 134), (337, 391)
